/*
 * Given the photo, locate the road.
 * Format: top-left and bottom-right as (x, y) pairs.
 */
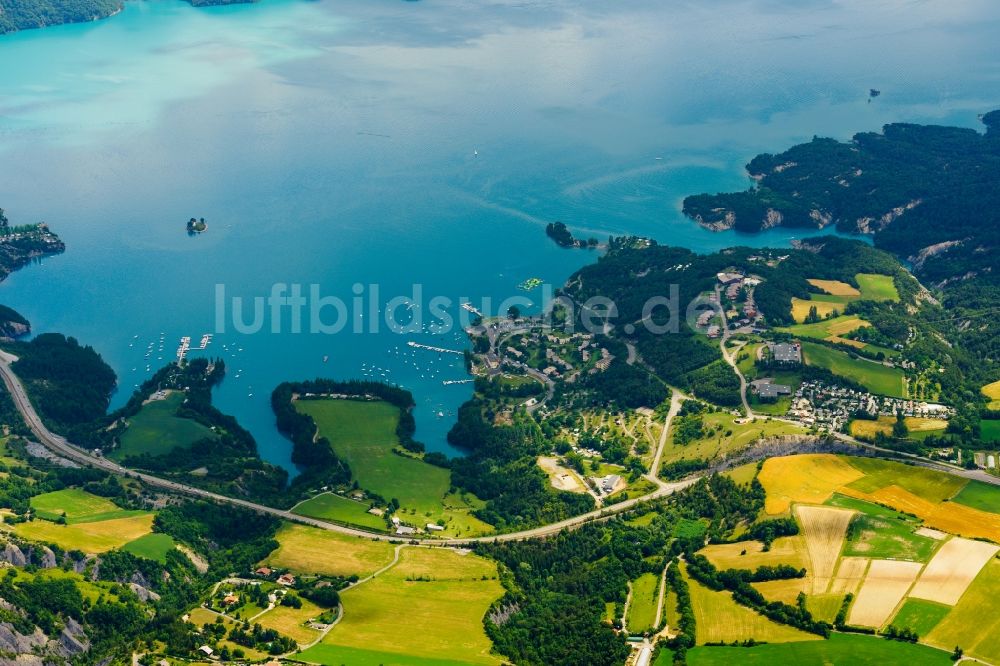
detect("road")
(714, 285), (753, 418)
(0, 350), (694, 546)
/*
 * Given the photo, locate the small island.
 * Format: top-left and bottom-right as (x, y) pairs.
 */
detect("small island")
(545, 221), (599, 249)
(186, 217), (208, 235)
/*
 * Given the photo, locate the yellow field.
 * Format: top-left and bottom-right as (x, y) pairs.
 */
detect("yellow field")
(825, 317), (871, 336)
(796, 505), (855, 594)
(808, 279), (861, 296)
(840, 484), (1000, 544)
(850, 416), (948, 439)
(848, 559), (923, 628)
(685, 566), (819, 645)
(753, 578), (811, 605)
(983, 380), (1000, 410)
(908, 537), (998, 605)
(305, 547), (504, 665)
(791, 297), (841, 322)
(926, 559), (1000, 662)
(829, 557), (869, 595)
(759, 455), (865, 515)
(13, 513), (154, 553)
(256, 597), (324, 645)
(700, 536), (807, 571)
(827, 335), (867, 349)
(264, 523), (397, 578)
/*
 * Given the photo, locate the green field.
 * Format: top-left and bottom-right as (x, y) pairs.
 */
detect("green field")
(29, 489), (146, 524)
(801, 342), (906, 397)
(298, 547), (504, 666)
(265, 523), (396, 578)
(951, 479), (1000, 513)
(296, 644), (473, 666)
(980, 419), (1000, 442)
(855, 273), (900, 302)
(122, 533), (176, 563)
(844, 457), (966, 503)
(663, 412), (808, 467)
(113, 391), (216, 460)
(826, 493), (938, 561)
(688, 633), (951, 665)
(891, 599), (951, 636)
(292, 493), (388, 530)
(626, 572), (661, 633)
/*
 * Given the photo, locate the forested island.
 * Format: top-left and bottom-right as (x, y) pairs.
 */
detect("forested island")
(0, 0), (254, 35)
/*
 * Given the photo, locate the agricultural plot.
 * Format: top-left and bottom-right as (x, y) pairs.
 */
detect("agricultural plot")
(264, 523), (396, 578)
(980, 419), (1000, 442)
(800, 342), (906, 398)
(829, 557), (869, 595)
(908, 537), (998, 605)
(850, 417), (948, 442)
(780, 315), (871, 340)
(687, 633), (951, 665)
(890, 599), (951, 636)
(847, 559), (923, 628)
(122, 533), (176, 563)
(951, 480), (1000, 512)
(982, 380), (1000, 410)
(113, 391), (215, 460)
(626, 572), (661, 633)
(292, 493), (388, 531)
(926, 560), (1000, 663)
(683, 566), (820, 645)
(829, 494), (938, 562)
(758, 454), (864, 515)
(13, 513), (154, 553)
(795, 505), (854, 594)
(789, 274), (898, 324)
(701, 536), (807, 571)
(298, 399), (492, 536)
(256, 596), (324, 645)
(298, 547), (504, 666)
(29, 488), (146, 524)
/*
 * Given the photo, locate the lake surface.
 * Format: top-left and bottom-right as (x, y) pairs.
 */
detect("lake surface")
(1, 0), (998, 474)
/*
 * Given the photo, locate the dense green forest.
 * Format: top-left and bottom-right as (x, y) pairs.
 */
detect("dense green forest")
(6, 332), (117, 432)
(0, 0), (120, 34)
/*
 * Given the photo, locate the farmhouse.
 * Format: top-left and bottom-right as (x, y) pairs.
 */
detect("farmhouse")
(277, 573), (296, 586)
(255, 566), (272, 577)
(198, 646), (214, 657)
(395, 525), (416, 536)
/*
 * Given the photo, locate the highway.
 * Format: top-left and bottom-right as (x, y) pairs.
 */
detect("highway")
(0, 350), (693, 546)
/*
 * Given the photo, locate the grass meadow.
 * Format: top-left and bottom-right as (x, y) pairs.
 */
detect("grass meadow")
(113, 391), (215, 460)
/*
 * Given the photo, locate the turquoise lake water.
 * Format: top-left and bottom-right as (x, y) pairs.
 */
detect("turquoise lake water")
(1, 0), (998, 474)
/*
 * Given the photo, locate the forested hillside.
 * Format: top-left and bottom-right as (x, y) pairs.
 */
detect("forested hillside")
(0, 0), (121, 33)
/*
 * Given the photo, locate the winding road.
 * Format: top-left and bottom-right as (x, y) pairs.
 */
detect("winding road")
(0, 350), (694, 546)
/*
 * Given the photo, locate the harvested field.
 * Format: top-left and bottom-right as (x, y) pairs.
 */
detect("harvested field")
(829, 557), (869, 595)
(684, 566), (819, 645)
(265, 524), (396, 578)
(808, 279), (861, 296)
(699, 536), (807, 571)
(915, 527), (947, 540)
(795, 505), (854, 594)
(909, 537), (998, 605)
(848, 560), (923, 628)
(758, 455), (864, 515)
(926, 559), (1000, 663)
(753, 578), (810, 605)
